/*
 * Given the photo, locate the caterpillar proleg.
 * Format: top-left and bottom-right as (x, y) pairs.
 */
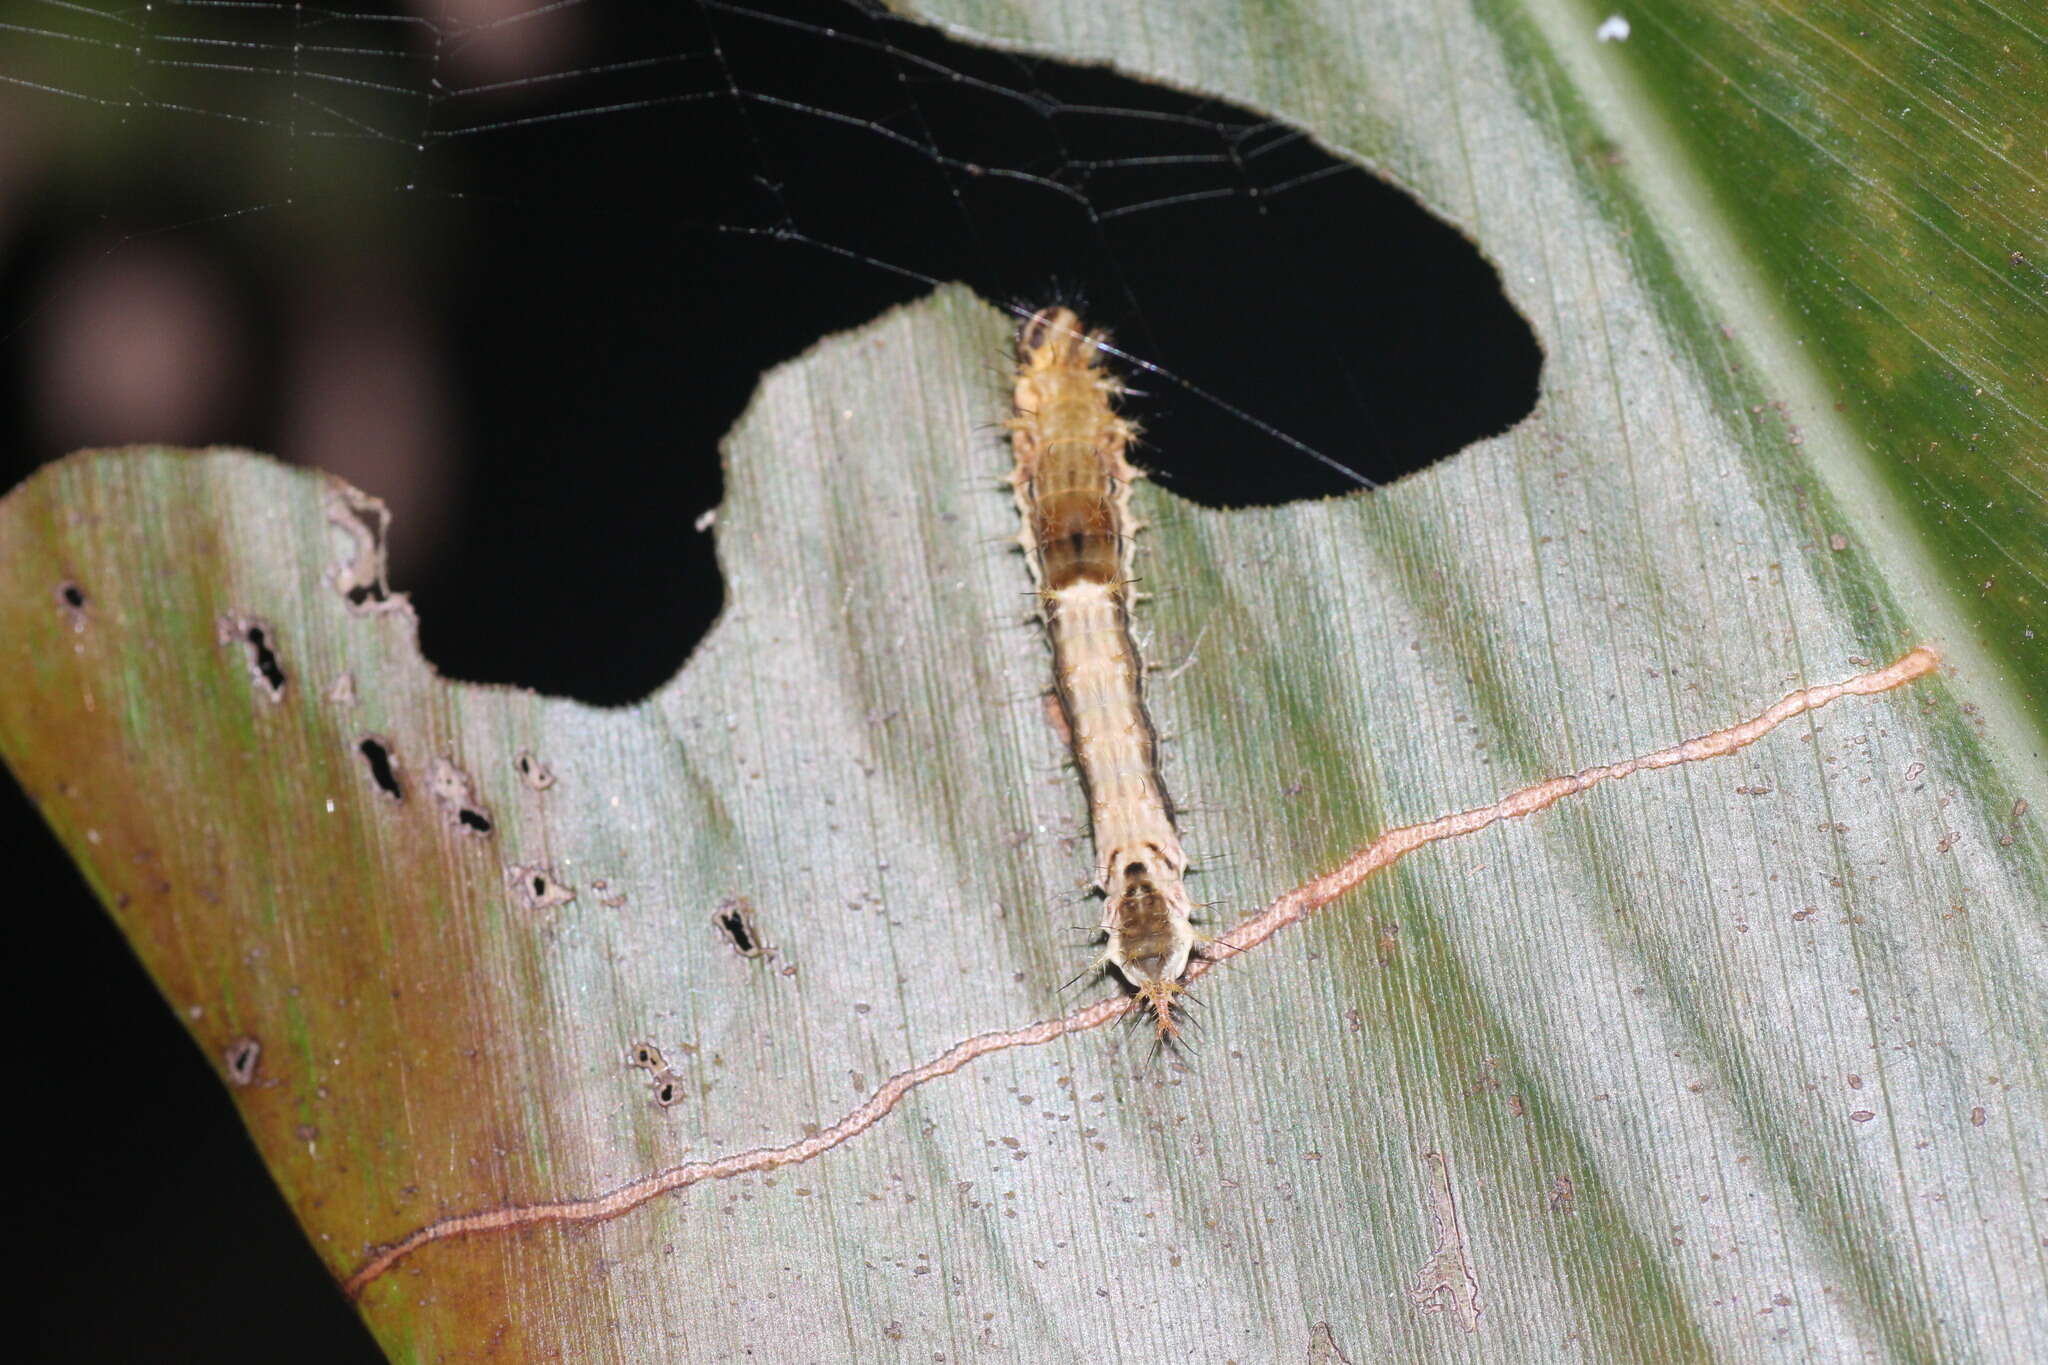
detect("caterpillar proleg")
(1009, 307), (1200, 1039)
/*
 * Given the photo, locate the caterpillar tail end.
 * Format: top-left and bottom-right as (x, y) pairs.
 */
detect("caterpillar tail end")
(1132, 976), (1186, 1041)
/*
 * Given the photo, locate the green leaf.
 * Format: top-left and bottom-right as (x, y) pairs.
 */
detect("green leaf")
(5, 2), (2044, 1362)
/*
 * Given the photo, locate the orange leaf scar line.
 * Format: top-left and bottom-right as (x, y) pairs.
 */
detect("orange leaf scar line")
(1010, 306), (1198, 1039)
(342, 994), (1134, 1299)
(340, 647), (1937, 1299)
(1192, 646), (1942, 969)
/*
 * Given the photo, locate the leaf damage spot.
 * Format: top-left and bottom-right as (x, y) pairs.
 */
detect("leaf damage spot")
(323, 478), (404, 615)
(514, 749), (555, 791)
(1407, 1151), (1481, 1333)
(327, 672), (358, 707)
(56, 580), (88, 631)
(507, 863), (575, 910)
(216, 614), (287, 701)
(357, 737), (403, 801)
(224, 1036), (261, 1087)
(714, 897), (770, 958)
(426, 757), (492, 836)
(626, 1041), (685, 1108)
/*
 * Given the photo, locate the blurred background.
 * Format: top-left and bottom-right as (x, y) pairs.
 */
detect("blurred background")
(1, 0), (1540, 1356)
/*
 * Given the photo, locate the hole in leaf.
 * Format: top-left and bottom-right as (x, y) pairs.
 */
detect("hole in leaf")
(217, 615), (287, 701)
(1, 6), (1539, 718)
(357, 737), (402, 800)
(514, 749), (555, 791)
(426, 757), (493, 838)
(713, 897), (769, 958)
(243, 626), (285, 692)
(505, 862), (574, 909)
(224, 1036), (260, 1086)
(628, 1041), (666, 1072)
(55, 580), (88, 632)
(376, 8), (1540, 706)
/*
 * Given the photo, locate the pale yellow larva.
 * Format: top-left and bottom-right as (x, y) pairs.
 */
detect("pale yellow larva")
(1008, 307), (1199, 1040)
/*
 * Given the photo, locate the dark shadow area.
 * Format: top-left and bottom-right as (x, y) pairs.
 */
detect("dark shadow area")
(2, 778), (381, 1364)
(410, 0), (1539, 700)
(1, 0), (1539, 708)
(0, 3), (1540, 1356)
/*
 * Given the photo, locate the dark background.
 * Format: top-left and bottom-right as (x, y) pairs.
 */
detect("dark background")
(1, 0), (1539, 1356)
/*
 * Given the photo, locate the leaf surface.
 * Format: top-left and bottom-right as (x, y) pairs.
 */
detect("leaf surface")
(4, 0), (2046, 1359)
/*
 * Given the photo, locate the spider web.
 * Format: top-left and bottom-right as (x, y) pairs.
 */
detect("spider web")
(2, 0), (1539, 702)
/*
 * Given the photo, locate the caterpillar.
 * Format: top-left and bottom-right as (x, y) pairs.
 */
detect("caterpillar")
(1008, 307), (1200, 1040)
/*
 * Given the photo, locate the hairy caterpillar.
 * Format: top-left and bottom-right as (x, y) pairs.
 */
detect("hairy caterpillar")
(1009, 307), (1200, 1039)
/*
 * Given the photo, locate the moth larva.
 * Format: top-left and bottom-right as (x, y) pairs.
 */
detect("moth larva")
(1009, 307), (1200, 1039)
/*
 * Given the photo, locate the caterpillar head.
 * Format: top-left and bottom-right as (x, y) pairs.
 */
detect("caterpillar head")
(1017, 306), (1098, 372)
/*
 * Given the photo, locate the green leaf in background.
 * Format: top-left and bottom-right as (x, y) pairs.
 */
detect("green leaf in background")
(4, 1), (2045, 1362)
